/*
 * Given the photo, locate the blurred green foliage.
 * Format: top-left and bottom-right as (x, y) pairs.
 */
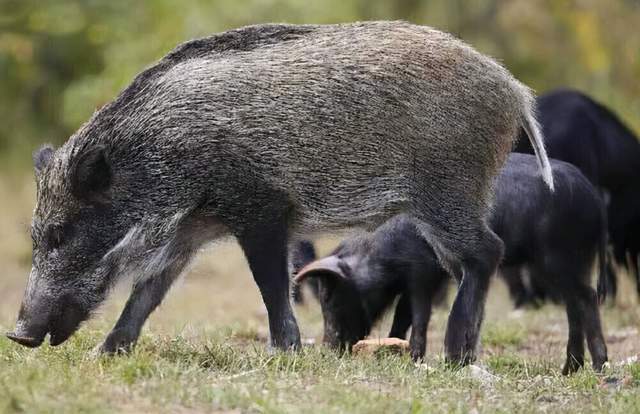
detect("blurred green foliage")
(1, 0), (638, 171)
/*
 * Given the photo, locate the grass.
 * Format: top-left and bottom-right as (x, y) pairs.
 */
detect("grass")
(482, 322), (526, 349)
(1, 329), (639, 414)
(0, 175), (639, 413)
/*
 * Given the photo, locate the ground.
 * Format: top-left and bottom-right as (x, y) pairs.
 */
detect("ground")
(0, 176), (639, 414)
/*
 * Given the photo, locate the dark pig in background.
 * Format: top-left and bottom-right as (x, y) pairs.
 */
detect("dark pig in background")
(296, 154), (608, 374)
(7, 21), (552, 365)
(514, 89), (640, 297)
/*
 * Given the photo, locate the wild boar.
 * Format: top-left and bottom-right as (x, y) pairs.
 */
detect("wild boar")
(7, 22), (552, 364)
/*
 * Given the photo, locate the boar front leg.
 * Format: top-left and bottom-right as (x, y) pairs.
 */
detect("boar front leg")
(99, 255), (189, 354)
(238, 219), (301, 351)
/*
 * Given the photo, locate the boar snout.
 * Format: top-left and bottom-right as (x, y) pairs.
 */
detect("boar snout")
(6, 308), (49, 348)
(5, 332), (44, 348)
(6, 293), (88, 348)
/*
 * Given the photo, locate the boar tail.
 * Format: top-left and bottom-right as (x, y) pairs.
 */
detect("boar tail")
(518, 90), (554, 191)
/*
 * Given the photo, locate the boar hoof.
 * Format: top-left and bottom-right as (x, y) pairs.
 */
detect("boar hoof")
(444, 322), (478, 368)
(269, 317), (301, 351)
(444, 339), (476, 368)
(268, 335), (302, 352)
(410, 348), (425, 362)
(562, 357), (584, 375)
(98, 329), (138, 355)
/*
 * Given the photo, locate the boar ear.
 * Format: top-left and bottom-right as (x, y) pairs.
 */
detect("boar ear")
(71, 146), (111, 201)
(294, 256), (348, 283)
(33, 144), (55, 175)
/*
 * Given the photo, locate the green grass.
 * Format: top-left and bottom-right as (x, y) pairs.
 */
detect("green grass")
(1, 329), (639, 414)
(482, 322), (526, 349)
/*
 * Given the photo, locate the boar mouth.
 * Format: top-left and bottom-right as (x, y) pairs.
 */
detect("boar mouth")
(49, 332), (69, 346)
(48, 323), (79, 346)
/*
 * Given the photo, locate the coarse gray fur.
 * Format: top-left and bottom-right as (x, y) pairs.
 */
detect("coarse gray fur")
(8, 21), (552, 362)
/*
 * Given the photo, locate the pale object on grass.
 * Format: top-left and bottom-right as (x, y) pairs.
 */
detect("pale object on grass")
(352, 337), (409, 356)
(302, 337), (316, 346)
(464, 364), (500, 386)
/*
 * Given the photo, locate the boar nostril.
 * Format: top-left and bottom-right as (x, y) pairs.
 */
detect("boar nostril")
(5, 332), (44, 348)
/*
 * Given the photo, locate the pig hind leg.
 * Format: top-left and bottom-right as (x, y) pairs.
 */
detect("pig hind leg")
(238, 216), (301, 351)
(444, 226), (503, 366)
(409, 213), (504, 366)
(562, 294), (587, 375)
(533, 260), (585, 374)
(580, 284), (608, 372)
(566, 271), (607, 373)
(569, 255), (608, 372)
(535, 256), (607, 374)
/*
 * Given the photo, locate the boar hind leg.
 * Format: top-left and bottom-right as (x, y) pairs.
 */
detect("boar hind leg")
(562, 295), (586, 375)
(572, 283), (607, 372)
(388, 294), (411, 339)
(239, 220), (301, 351)
(545, 262), (586, 374)
(99, 255), (190, 354)
(419, 221), (503, 367)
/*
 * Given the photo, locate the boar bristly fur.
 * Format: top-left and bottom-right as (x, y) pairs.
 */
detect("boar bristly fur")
(8, 22), (551, 363)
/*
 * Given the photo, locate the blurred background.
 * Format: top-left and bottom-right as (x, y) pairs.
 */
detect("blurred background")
(0, 0), (639, 380)
(0, 0), (639, 172)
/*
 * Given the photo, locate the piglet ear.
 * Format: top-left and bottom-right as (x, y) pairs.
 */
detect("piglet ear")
(33, 144), (55, 175)
(71, 145), (111, 202)
(294, 255), (348, 283)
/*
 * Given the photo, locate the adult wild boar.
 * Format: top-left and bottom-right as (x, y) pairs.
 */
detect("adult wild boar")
(7, 21), (552, 364)
(514, 89), (640, 296)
